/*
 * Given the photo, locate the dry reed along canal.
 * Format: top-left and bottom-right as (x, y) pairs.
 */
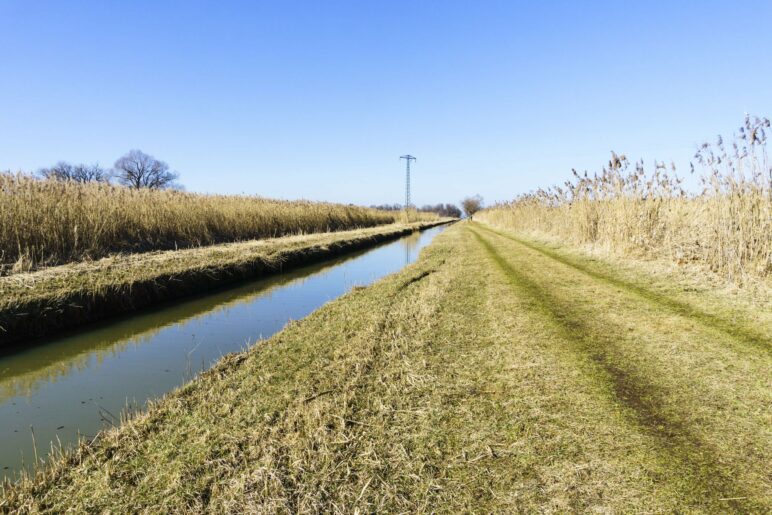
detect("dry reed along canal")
(0, 225), (447, 480)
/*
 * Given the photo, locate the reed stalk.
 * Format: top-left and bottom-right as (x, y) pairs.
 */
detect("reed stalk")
(477, 116), (772, 283)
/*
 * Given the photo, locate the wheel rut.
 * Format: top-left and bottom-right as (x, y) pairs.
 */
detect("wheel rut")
(469, 226), (755, 509)
(476, 224), (770, 354)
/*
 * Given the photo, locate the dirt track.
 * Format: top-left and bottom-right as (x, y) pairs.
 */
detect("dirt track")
(3, 221), (770, 512)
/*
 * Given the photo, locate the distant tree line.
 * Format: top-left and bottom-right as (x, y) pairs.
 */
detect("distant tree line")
(370, 203), (462, 218)
(37, 149), (180, 189)
(370, 203), (404, 211)
(419, 203), (462, 218)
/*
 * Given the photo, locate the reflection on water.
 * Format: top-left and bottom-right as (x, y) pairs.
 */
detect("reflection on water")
(0, 259), (345, 403)
(0, 226), (445, 479)
(404, 232), (418, 265)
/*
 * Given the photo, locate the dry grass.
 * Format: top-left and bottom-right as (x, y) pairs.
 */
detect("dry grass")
(0, 174), (415, 272)
(0, 221), (446, 345)
(3, 222), (769, 512)
(477, 115), (772, 285)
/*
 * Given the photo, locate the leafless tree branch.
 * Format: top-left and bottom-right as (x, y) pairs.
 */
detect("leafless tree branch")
(113, 150), (179, 189)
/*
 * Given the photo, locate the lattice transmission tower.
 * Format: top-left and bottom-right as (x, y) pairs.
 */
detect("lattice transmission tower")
(400, 155), (416, 208)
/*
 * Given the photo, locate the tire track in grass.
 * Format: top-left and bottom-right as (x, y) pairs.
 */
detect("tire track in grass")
(457, 229), (680, 511)
(469, 227), (759, 511)
(241, 255), (456, 511)
(476, 224), (770, 354)
(476, 224), (772, 500)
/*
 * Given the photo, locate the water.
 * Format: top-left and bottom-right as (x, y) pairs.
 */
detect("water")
(0, 225), (446, 480)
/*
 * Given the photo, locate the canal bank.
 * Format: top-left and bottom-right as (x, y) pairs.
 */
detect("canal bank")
(0, 225), (449, 481)
(3, 222), (769, 512)
(0, 220), (451, 347)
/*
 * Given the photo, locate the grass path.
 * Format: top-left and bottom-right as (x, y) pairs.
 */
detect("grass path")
(3, 222), (769, 512)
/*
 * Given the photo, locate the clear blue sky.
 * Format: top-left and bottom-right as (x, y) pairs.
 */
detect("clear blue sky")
(2, 1), (770, 206)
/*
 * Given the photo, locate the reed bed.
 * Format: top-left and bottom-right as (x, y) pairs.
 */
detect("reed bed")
(477, 116), (772, 284)
(0, 175), (404, 272)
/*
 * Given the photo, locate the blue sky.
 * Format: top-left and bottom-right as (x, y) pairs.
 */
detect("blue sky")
(1, 1), (771, 206)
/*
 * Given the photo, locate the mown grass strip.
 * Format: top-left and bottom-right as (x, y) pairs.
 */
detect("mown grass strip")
(476, 223), (770, 352)
(469, 226), (757, 510)
(0, 221), (451, 347)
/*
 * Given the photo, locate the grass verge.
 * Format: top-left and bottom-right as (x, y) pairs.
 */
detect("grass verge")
(0, 221), (450, 347)
(2, 221), (769, 512)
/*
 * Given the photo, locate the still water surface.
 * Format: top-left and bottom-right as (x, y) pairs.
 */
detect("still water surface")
(0, 225), (446, 479)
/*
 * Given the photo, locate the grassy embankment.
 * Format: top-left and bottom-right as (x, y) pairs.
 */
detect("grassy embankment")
(0, 220), (447, 347)
(0, 173), (424, 273)
(3, 221), (769, 512)
(478, 115), (772, 286)
(0, 250), (377, 404)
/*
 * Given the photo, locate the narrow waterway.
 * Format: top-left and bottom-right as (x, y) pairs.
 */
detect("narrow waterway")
(0, 225), (446, 480)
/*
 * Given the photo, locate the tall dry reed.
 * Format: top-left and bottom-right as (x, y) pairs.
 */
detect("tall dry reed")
(0, 177), (400, 272)
(477, 115), (772, 283)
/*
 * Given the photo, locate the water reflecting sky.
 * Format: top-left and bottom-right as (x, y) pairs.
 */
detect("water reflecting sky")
(0, 226), (445, 479)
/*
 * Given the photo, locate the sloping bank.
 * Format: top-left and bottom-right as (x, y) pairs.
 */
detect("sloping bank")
(0, 220), (450, 347)
(2, 222), (769, 512)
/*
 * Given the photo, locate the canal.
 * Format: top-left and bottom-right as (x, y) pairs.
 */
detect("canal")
(0, 225), (446, 480)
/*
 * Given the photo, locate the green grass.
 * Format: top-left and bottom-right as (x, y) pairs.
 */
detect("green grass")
(2, 221), (769, 512)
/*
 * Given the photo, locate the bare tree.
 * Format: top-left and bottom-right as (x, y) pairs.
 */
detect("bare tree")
(38, 162), (108, 183)
(461, 195), (483, 219)
(113, 150), (179, 189)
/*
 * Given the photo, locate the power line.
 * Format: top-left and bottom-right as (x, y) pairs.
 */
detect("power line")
(400, 155), (416, 209)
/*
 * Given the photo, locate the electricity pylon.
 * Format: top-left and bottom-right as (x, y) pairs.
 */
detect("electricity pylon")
(400, 155), (416, 208)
